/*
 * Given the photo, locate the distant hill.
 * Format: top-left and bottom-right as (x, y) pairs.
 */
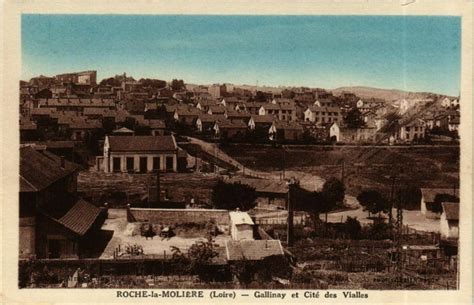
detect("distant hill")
(331, 86), (449, 102)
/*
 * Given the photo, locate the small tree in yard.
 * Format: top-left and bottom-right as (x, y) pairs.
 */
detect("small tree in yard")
(212, 180), (257, 211)
(293, 186), (324, 229)
(321, 177), (345, 222)
(188, 240), (219, 282)
(357, 190), (390, 218)
(345, 217), (362, 239)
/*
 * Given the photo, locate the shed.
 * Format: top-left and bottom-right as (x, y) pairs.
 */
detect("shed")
(229, 211), (254, 241)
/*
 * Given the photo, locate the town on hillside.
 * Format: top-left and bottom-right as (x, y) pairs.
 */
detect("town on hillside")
(19, 70), (460, 289)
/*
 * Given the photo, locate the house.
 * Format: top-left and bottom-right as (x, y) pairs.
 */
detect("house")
(225, 109), (251, 122)
(314, 98), (337, 108)
(147, 119), (166, 136)
(221, 97), (246, 109)
(101, 135), (178, 173)
(20, 117), (38, 142)
(112, 127), (135, 136)
(229, 211), (254, 241)
(420, 188), (459, 219)
(397, 99), (410, 114)
(397, 119), (426, 142)
(69, 119), (102, 141)
(20, 146), (106, 259)
(328, 122), (340, 142)
(207, 105), (227, 116)
(304, 106), (343, 125)
(173, 107), (200, 125)
(269, 121), (303, 142)
(356, 99), (364, 108)
(440, 97), (452, 108)
(246, 102), (265, 115)
(195, 114), (225, 133)
(448, 117), (460, 133)
(225, 240), (284, 261)
(248, 115), (274, 130)
(195, 99), (218, 112)
(226, 177), (288, 209)
(339, 127), (377, 143)
(259, 103), (296, 122)
(440, 202), (459, 239)
(213, 120), (248, 139)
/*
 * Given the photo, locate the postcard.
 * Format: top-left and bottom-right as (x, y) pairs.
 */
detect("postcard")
(1, 0), (472, 304)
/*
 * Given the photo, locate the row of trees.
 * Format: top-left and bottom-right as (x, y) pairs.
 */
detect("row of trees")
(211, 177), (346, 221)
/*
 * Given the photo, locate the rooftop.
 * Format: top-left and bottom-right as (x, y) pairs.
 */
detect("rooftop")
(107, 135), (177, 152)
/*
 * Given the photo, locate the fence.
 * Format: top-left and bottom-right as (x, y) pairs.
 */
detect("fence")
(254, 215), (307, 226)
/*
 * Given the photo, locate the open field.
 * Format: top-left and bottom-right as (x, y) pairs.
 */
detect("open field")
(78, 171), (219, 207)
(222, 144), (460, 201)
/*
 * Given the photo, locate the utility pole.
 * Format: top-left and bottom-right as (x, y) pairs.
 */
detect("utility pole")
(156, 169), (161, 207)
(388, 174), (397, 225)
(282, 145), (286, 180)
(341, 160), (345, 184)
(286, 178), (297, 247)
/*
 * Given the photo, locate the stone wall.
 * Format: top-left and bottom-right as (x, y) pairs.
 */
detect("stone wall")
(128, 208), (230, 226)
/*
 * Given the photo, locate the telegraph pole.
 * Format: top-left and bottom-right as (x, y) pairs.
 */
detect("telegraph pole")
(286, 178), (297, 247)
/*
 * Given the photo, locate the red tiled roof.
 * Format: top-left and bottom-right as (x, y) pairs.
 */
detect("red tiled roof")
(442, 202), (459, 221)
(421, 188), (459, 203)
(54, 199), (103, 236)
(20, 147), (80, 192)
(225, 240), (284, 261)
(107, 135), (177, 152)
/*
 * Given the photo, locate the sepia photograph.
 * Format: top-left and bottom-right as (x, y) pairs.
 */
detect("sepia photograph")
(17, 13), (463, 291)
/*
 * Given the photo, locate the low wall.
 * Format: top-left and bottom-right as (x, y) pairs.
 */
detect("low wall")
(128, 208), (230, 226)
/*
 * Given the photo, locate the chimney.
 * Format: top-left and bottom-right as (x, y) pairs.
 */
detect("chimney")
(60, 156), (65, 169)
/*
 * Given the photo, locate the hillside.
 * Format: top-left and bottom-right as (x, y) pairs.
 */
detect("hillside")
(331, 86), (447, 102)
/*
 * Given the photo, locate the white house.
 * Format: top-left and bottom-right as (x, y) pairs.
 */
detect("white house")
(229, 211), (254, 241)
(356, 99), (364, 108)
(398, 99), (410, 114)
(329, 122), (340, 142)
(441, 97), (451, 108)
(420, 188), (459, 219)
(102, 135), (178, 173)
(451, 99), (459, 108)
(440, 202), (459, 239)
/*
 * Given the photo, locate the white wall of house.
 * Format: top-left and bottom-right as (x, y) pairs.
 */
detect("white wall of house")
(440, 213), (459, 239)
(19, 217), (36, 259)
(329, 123), (340, 142)
(106, 153), (177, 173)
(231, 223), (254, 241)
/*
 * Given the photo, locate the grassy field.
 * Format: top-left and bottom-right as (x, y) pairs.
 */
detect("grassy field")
(222, 144), (460, 199)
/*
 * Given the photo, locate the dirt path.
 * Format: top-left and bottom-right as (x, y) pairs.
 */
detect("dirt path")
(185, 136), (329, 193)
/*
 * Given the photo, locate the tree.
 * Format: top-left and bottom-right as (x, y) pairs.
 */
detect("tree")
(187, 240), (219, 281)
(345, 216), (362, 239)
(357, 190), (390, 217)
(292, 186), (324, 229)
(171, 79), (185, 91)
(344, 108), (365, 129)
(211, 180), (257, 211)
(320, 177), (345, 223)
(321, 177), (345, 205)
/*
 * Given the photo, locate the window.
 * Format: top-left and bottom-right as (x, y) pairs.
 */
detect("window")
(113, 157), (121, 172)
(139, 157), (148, 173)
(166, 156), (174, 172)
(126, 157), (134, 172)
(153, 157), (160, 171)
(405, 127), (410, 132)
